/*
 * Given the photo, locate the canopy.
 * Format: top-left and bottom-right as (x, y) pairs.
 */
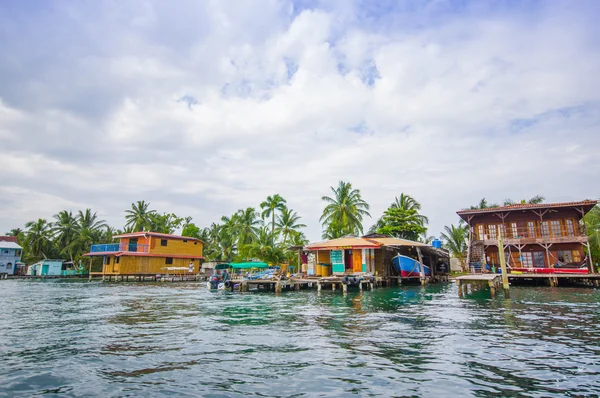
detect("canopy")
(214, 263), (231, 270)
(229, 262), (269, 269)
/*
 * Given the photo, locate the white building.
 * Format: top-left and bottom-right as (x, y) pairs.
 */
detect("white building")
(28, 260), (64, 276)
(0, 240), (23, 276)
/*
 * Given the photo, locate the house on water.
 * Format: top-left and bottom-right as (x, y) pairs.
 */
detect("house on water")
(28, 259), (65, 276)
(84, 232), (204, 276)
(300, 234), (449, 281)
(0, 236), (23, 276)
(457, 200), (597, 273)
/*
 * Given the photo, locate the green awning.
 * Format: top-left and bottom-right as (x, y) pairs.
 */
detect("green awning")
(214, 263), (231, 270)
(229, 262), (269, 269)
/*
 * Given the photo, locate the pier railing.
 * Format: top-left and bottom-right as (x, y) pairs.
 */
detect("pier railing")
(474, 223), (588, 243)
(90, 243), (150, 253)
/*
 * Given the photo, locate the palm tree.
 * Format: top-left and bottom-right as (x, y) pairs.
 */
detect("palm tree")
(52, 210), (78, 260)
(6, 228), (23, 237)
(260, 194), (287, 242)
(275, 207), (306, 245)
(390, 193), (429, 225)
(470, 198), (499, 210)
(125, 200), (156, 231)
(25, 218), (53, 260)
(78, 209), (107, 231)
(320, 181), (371, 238)
(504, 195), (545, 206)
(441, 224), (469, 271)
(233, 208), (262, 247)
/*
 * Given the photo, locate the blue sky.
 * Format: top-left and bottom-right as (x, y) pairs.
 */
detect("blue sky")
(0, 0), (599, 240)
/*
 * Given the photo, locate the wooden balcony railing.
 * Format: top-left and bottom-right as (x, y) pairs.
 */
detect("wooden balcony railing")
(90, 243), (150, 253)
(474, 223), (587, 241)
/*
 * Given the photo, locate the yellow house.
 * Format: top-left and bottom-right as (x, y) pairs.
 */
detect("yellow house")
(85, 232), (204, 276)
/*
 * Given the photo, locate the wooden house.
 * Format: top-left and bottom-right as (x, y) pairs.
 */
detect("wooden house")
(84, 232), (204, 276)
(301, 234), (448, 279)
(457, 200), (597, 273)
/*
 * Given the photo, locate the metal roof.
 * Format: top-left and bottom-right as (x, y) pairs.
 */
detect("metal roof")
(457, 200), (598, 220)
(0, 241), (23, 249)
(112, 231), (206, 244)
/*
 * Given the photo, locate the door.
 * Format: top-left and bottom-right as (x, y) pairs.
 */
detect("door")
(129, 238), (138, 252)
(41, 264), (49, 275)
(344, 250), (353, 272)
(353, 250), (363, 273)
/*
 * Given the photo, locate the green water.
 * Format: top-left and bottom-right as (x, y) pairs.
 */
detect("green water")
(1, 280), (599, 397)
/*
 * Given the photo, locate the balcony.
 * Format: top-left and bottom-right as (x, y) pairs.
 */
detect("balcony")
(90, 243), (150, 253)
(474, 223), (588, 246)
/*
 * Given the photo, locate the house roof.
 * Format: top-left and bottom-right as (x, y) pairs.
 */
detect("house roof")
(0, 241), (23, 249)
(457, 200), (598, 221)
(0, 236), (18, 243)
(364, 237), (429, 247)
(113, 231), (205, 244)
(305, 236), (383, 250)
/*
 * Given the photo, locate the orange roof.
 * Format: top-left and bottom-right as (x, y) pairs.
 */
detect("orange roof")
(457, 200), (597, 220)
(113, 231), (205, 244)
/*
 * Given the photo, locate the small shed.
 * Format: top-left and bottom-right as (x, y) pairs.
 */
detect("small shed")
(29, 260), (64, 276)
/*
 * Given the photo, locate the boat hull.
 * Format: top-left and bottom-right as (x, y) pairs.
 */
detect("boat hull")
(392, 255), (431, 278)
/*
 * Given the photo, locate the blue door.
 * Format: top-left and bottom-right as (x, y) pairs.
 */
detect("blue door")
(41, 264), (49, 275)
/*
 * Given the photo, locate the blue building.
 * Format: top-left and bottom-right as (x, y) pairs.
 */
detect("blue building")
(0, 237), (23, 276)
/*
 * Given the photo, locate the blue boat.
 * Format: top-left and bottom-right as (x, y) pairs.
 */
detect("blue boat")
(392, 254), (431, 278)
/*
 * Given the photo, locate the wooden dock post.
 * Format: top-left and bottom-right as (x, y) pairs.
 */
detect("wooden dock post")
(332, 282), (336, 292)
(497, 235), (510, 297)
(275, 282), (282, 293)
(342, 283), (348, 294)
(317, 282), (322, 292)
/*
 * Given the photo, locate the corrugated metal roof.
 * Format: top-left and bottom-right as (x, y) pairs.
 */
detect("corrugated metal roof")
(305, 236), (382, 250)
(457, 200), (598, 219)
(365, 237), (429, 247)
(83, 251), (204, 259)
(0, 241), (23, 249)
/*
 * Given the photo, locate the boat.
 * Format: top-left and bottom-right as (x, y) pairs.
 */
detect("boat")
(207, 263), (231, 290)
(392, 254), (430, 277)
(508, 267), (588, 275)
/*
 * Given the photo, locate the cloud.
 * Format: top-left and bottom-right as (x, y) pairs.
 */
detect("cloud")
(0, 0), (599, 240)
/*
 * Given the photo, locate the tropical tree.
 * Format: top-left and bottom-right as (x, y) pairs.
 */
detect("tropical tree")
(390, 193), (429, 225)
(6, 228), (25, 244)
(260, 194), (287, 242)
(419, 233), (437, 244)
(52, 210), (79, 260)
(25, 218), (53, 260)
(584, 204), (600, 268)
(239, 226), (287, 264)
(77, 209), (107, 231)
(372, 207), (427, 241)
(148, 212), (183, 234)
(233, 207), (262, 247)
(320, 181), (371, 238)
(503, 195), (545, 206)
(470, 198), (499, 210)
(441, 224), (469, 272)
(275, 207), (306, 245)
(125, 200), (156, 231)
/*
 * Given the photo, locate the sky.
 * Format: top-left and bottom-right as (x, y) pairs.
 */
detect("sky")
(1, 0), (599, 242)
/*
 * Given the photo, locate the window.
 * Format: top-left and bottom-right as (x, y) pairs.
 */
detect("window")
(522, 252), (533, 267)
(6, 262), (12, 269)
(557, 250), (572, 264)
(476, 224), (484, 240)
(527, 221), (536, 238)
(161, 239), (168, 246)
(510, 222), (518, 238)
(115, 257), (120, 264)
(183, 239), (188, 243)
(488, 225), (497, 240)
(550, 220), (562, 237)
(540, 221), (550, 237)
(565, 219), (575, 236)
(165, 257), (173, 264)
(3, 250), (8, 254)
(106, 256), (111, 265)
(533, 252), (545, 268)
(573, 250), (581, 263)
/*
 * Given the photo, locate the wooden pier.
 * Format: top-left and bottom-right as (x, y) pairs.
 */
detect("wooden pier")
(456, 273), (600, 297)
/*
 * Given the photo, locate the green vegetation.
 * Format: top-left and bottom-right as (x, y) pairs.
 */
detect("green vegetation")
(369, 193), (428, 241)
(320, 181), (371, 239)
(440, 224), (469, 271)
(584, 204), (600, 268)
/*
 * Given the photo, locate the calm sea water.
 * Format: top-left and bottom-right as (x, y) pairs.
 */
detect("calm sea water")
(1, 280), (599, 397)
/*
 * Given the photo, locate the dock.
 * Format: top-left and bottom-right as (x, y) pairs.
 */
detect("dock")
(456, 273), (600, 297)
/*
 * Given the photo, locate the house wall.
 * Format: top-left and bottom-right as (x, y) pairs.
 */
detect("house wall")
(484, 243), (586, 268)
(146, 237), (203, 257)
(0, 248), (21, 275)
(101, 255), (200, 275)
(374, 249), (385, 275)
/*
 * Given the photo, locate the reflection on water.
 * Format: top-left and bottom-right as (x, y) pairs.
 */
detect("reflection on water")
(1, 280), (599, 397)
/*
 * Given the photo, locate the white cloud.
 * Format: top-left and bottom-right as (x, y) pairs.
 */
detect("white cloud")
(0, 0), (599, 241)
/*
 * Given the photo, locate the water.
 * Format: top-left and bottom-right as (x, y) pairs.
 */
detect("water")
(1, 281), (599, 397)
